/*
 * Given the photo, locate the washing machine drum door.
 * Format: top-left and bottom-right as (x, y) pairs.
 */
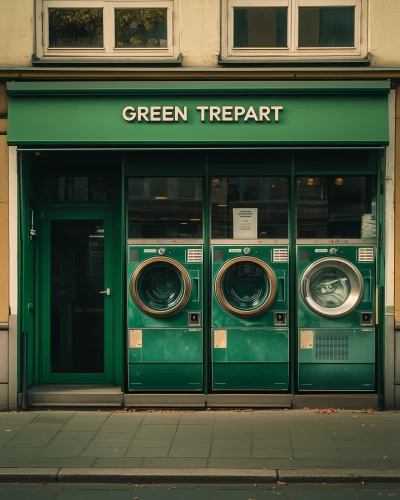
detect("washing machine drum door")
(215, 256), (278, 317)
(301, 257), (364, 318)
(130, 257), (192, 318)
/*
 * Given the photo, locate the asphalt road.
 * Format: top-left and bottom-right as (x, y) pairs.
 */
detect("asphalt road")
(0, 483), (400, 500)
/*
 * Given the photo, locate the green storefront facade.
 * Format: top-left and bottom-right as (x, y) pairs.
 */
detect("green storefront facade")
(6, 79), (390, 408)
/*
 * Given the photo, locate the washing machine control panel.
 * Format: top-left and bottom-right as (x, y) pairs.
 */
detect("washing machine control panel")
(244, 247), (251, 255)
(361, 312), (373, 326)
(158, 248), (166, 255)
(274, 312), (287, 326)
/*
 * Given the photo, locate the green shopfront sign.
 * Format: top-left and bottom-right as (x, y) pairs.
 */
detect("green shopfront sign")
(7, 81), (389, 145)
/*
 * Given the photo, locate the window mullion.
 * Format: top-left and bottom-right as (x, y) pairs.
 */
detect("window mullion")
(103, 2), (113, 54)
(291, 0), (297, 53)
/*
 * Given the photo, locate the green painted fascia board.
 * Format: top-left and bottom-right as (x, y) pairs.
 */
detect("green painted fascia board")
(7, 80), (390, 96)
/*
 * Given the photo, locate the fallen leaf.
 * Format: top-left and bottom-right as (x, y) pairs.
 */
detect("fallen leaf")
(358, 482), (365, 485)
(4, 430), (11, 432)
(254, 484), (260, 487)
(364, 408), (374, 414)
(370, 424), (375, 428)
(277, 481), (288, 485)
(384, 456), (389, 460)
(388, 494), (396, 496)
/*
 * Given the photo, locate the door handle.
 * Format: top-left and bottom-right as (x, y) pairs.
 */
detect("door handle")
(100, 288), (111, 296)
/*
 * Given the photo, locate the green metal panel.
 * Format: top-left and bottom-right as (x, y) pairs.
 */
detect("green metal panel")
(299, 364), (375, 391)
(7, 80), (391, 95)
(127, 245), (204, 391)
(18, 154), (39, 387)
(213, 364), (289, 391)
(298, 328), (375, 363)
(212, 329), (289, 390)
(129, 364), (203, 391)
(7, 81), (389, 145)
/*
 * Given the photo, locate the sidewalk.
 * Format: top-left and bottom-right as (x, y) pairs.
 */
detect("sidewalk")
(0, 408), (399, 483)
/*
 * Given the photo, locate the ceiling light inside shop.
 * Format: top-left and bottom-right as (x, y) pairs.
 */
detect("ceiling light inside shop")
(181, 222), (188, 225)
(335, 177), (344, 186)
(217, 204), (227, 207)
(307, 178), (315, 186)
(155, 196), (167, 200)
(190, 218), (201, 221)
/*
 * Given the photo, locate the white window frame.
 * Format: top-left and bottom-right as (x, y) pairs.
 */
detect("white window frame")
(221, 0), (368, 60)
(36, 0), (179, 60)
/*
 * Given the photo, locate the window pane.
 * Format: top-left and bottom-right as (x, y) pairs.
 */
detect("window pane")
(298, 7), (355, 48)
(233, 7), (287, 48)
(296, 176), (376, 239)
(211, 177), (289, 239)
(48, 8), (103, 48)
(127, 178), (203, 239)
(115, 9), (168, 48)
(41, 177), (111, 202)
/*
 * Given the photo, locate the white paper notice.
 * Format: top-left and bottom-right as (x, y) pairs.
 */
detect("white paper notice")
(233, 208), (258, 239)
(129, 329), (142, 348)
(214, 330), (227, 349)
(300, 330), (314, 349)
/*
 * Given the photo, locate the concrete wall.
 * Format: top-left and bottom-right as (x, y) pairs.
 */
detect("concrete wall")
(0, 1), (400, 67)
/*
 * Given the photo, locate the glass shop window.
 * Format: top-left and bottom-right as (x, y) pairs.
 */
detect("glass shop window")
(127, 177), (203, 239)
(211, 176), (289, 239)
(41, 177), (111, 202)
(296, 176), (377, 239)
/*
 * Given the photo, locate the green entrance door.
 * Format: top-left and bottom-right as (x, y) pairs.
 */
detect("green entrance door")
(41, 209), (114, 384)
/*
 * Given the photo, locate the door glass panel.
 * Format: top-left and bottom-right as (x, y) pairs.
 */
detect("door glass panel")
(50, 219), (105, 373)
(296, 176), (376, 239)
(309, 267), (350, 308)
(233, 7), (288, 48)
(137, 263), (184, 311)
(211, 177), (288, 239)
(48, 8), (103, 48)
(221, 262), (270, 311)
(127, 177), (203, 238)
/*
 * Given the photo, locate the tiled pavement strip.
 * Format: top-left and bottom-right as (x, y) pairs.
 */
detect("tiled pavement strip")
(0, 409), (399, 482)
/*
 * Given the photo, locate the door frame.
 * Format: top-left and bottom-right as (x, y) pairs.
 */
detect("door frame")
(40, 207), (114, 384)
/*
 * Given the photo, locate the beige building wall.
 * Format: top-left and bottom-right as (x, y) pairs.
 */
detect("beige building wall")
(0, 0), (400, 67)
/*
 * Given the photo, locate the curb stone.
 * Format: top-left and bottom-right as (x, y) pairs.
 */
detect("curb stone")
(1, 468), (400, 484)
(277, 469), (400, 483)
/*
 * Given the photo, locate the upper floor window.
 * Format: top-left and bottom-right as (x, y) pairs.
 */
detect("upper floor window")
(36, 0), (179, 60)
(221, 0), (367, 60)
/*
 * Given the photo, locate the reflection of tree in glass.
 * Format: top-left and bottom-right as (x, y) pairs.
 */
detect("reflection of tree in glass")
(115, 9), (167, 48)
(49, 8), (103, 47)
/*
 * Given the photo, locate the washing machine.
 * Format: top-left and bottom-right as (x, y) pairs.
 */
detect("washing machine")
(211, 244), (289, 391)
(297, 245), (375, 391)
(127, 244), (203, 391)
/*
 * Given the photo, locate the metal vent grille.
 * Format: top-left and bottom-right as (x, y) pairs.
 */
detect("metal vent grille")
(187, 249), (203, 263)
(273, 248), (288, 262)
(315, 331), (349, 361)
(358, 248), (374, 262)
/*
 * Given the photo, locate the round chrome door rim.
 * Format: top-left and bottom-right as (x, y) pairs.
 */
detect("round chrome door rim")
(301, 256), (364, 318)
(130, 257), (192, 318)
(214, 256), (278, 318)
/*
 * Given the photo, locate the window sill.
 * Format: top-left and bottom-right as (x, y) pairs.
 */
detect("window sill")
(218, 53), (372, 67)
(31, 53), (183, 67)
